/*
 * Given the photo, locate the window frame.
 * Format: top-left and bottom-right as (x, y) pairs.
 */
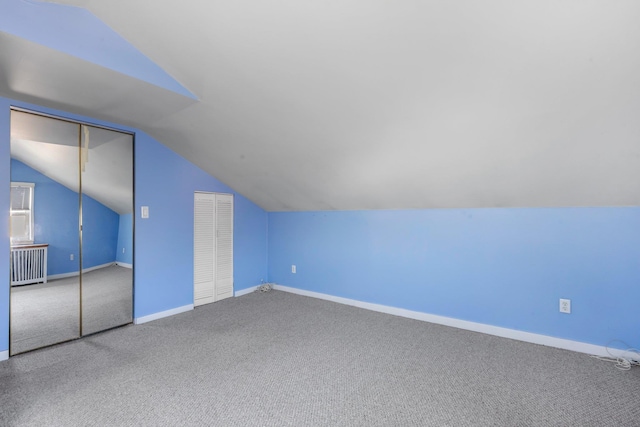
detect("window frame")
(10, 182), (35, 245)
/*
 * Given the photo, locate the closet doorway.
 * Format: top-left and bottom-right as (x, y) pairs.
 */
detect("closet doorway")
(194, 192), (233, 306)
(9, 109), (134, 355)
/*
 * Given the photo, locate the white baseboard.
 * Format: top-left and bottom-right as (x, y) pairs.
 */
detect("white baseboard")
(0, 350), (8, 362)
(272, 285), (618, 358)
(235, 286), (258, 297)
(48, 262), (115, 280)
(116, 262), (132, 269)
(134, 304), (193, 325)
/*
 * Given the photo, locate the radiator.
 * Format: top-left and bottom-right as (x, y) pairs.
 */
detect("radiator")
(10, 244), (48, 286)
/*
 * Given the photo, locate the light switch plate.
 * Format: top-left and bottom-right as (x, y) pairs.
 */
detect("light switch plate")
(141, 206), (149, 219)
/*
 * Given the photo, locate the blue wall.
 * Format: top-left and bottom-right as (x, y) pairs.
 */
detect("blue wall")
(268, 208), (640, 349)
(116, 213), (133, 265)
(0, 97), (269, 355)
(11, 159), (120, 274)
(0, 0), (194, 98)
(134, 132), (268, 317)
(2, 97), (639, 356)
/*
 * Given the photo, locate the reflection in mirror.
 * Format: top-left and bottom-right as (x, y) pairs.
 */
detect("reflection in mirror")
(80, 124), (133, 335)
(10, 110), (81, 355)
(9, 109), (134, 355)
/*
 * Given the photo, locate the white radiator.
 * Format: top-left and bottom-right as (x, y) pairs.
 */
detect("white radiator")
(10, 244), (48, 286)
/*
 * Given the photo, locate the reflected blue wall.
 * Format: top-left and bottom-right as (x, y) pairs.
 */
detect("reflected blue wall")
(11, 159), (119, 274)
(116, 213), (133, 265)
(81, 194), (119, 269)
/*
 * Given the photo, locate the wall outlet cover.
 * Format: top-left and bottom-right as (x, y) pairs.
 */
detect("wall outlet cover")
(559, 298), (571, 314)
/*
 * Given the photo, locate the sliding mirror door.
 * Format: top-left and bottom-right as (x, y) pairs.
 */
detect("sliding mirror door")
(9, 110), (81, 355)
(9, 109), (134, 355)
(80, 125), (133, 335)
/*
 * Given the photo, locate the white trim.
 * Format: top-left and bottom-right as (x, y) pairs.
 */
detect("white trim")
(134, 304), (193, 325)
(116, 262), (132, 269)
(235, 286), (258, 297)
(10, 182), (35, 245)
(0, 350), (8, 362)
(48, 262), (115, 280)
(272, 285), (618, 358)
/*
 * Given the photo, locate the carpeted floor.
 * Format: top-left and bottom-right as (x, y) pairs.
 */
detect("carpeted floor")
(1, 290), (639, 426)
(10, 265), (132, 354)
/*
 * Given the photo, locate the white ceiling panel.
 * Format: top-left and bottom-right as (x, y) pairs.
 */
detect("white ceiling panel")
(3, 0), (639, 211)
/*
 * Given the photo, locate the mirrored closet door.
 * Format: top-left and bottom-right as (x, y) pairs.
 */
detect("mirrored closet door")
(80, 124), (133, 336)
(9, 109), (133, 355)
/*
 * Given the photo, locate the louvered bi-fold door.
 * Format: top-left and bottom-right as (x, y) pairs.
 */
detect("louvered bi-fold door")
(194, 192), (234, 307)
(214, 194), (233, 301)
(194, 193), (215, 306)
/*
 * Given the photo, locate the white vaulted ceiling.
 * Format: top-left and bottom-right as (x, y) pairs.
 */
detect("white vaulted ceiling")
(2, 0), (640, 211)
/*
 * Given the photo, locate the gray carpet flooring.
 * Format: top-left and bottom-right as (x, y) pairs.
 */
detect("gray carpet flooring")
(1, 290), (639, 426)
(10, 265), (132, 354)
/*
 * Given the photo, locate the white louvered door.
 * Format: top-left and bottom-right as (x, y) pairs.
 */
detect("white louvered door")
(194, 193), (215, 306)
(214, 194), (234, 301)
(194, 192), (233, 307)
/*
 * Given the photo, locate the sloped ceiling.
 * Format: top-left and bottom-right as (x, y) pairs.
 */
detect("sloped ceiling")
(3, 0), (640, 211)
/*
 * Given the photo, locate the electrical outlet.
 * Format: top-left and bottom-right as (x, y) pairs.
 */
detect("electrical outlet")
(122, 248), (125, 253)
(70, 254), (74, 261)
(559, 298), (571, 314)
(291, 265), (296, 274)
